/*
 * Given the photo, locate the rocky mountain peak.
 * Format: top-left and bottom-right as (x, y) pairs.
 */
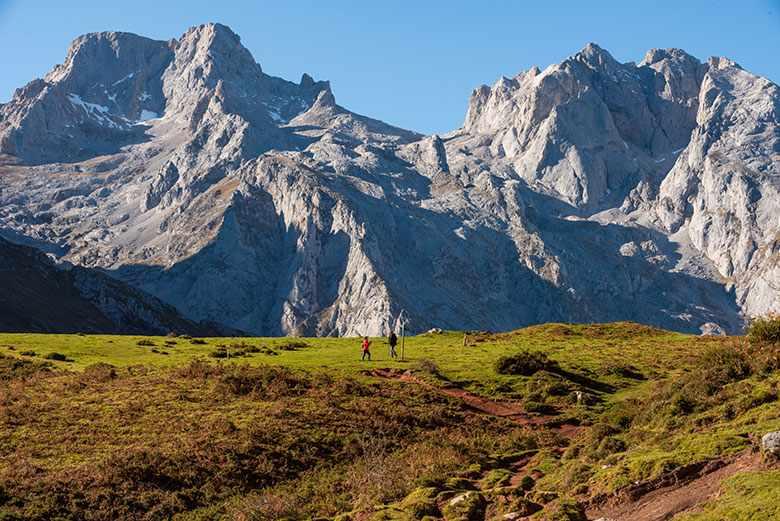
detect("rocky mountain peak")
(173, 23), (259, 76)
(300, 73), (316, 88)
(641, 47), (699, 67)
(46, 31), (171, 85)
(707, 55), (743, 72)
(571, 42), (621, 70)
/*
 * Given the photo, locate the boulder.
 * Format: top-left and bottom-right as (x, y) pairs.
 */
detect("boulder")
(700, 322), (727, 336)
(441, 491), (486, 521)
(761, 431), (780, 457)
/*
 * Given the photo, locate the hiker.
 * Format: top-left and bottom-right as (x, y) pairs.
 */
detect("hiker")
(361, 336), (371, 361)
(388, 331), (398, 359)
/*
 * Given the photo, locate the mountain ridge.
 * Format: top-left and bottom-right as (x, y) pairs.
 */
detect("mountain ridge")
(0, 23), (777, 335)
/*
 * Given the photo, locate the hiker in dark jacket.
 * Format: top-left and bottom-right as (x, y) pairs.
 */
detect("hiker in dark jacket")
(361, 336), (371, 361)
(388, 331), (398, 359)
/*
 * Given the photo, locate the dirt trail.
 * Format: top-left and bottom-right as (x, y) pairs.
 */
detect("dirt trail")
(588, 451), (764, 521)
(368, 369), (768, 521)
(367, 368), (580, 436)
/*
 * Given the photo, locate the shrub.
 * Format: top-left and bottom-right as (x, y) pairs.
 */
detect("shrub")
(698, 344), (752, 389)
(190, 338), (207, 345)
(216, 365), (311, 399)
(600, 362), (645, 380)
(209, 344), (260, 358)
(594, 436), (627, 459)
(176, 359), (222, 379)
(518, 475), (535, 491)
(20, 351), (36, 357)
(0, 355), (52, 380)
(495, 351), (555, 376)
(136, 339), (156, 347)
(524, 401), (555, 414)
(548, 499), (587, 521)
(417, 359), (442, 377)
(747, 315), (780, 345)
(84, 363), (117, 382)
(277, 341), (308, 351)
(44, 352), (70, 362)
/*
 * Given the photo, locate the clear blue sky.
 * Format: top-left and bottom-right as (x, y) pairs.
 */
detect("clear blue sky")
(1, 0), (778, 134)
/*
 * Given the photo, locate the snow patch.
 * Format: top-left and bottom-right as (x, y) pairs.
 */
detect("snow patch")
(67, 93), (123, 129)
(138, 110), (159, 121)
(268, 110), (284, 123)
(112, 72), (135, 86)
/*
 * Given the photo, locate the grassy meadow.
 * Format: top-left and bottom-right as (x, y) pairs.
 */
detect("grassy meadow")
(0, 322), (778, 520)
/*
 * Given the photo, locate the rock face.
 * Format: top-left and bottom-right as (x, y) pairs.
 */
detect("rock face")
(0, 237), (227, 335)
(0, 25), (777, 335)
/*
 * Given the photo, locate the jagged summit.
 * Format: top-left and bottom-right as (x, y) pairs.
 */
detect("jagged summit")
(641, 47), (699, 66)
(571, 41), (621, 69)
(0, 29), (777, 336)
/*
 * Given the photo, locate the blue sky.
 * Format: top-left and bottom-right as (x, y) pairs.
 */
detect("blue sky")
(0, 0), (778, 134)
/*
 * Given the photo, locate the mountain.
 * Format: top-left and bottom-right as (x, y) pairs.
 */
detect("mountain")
(0, 24), (777, 335)
(0, 236), (230, 335)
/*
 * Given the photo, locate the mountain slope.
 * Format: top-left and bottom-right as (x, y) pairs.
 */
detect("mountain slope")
(0, 24), (777, 335)
(0, 236), (226, 335)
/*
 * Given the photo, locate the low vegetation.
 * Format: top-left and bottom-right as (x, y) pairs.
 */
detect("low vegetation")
(0, 321), (778, 520)
(494, 350), (556, 376)
(747, 314), (780, 346)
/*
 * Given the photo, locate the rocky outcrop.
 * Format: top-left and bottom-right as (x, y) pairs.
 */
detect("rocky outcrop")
(762, 431), (780, 457)
(0, 24), (776, 335)
(656, 58), (780, 318)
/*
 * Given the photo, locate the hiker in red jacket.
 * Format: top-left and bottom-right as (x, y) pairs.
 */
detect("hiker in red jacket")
(361, 336), (371, 361)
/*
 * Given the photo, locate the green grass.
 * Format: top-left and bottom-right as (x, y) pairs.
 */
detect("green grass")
(0, 322), (778, 520)
(0, 322), (701, 388)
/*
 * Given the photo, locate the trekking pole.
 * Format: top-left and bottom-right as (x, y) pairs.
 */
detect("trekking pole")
(400, 310), (406, 361)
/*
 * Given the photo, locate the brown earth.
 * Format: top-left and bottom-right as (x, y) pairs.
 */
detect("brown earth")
(366, 367), (582, 435)
(587, 451), (765, 521)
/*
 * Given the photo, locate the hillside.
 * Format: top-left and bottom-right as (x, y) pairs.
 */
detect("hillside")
(0, 23), (777, 336)
(1, 322), (778, 520)
(0, 236), (232, 336)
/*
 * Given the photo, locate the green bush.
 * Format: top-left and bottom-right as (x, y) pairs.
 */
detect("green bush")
(44, 352), (70, 362)
(747, 315), (780, 345)
(136, 339), (155, 347)
(524, 400), (556, 414)
(696, 344), (753, 392)
(548, 499), (587, 521)
(277, 341), (308, 351)
(495, 351), (555, 376)
(518, 475), (535, 491)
